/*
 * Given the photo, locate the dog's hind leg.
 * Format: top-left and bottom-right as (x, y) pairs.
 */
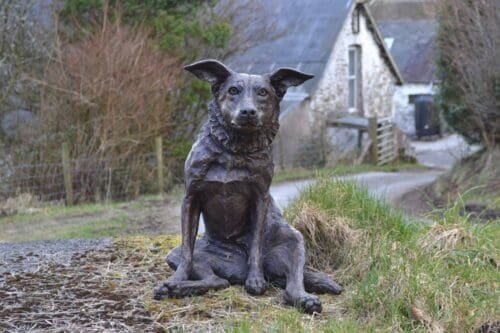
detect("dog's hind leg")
(165, 237), (248, 284)
(154, 247), (230, 299)
(303, 270), (343, 294)
(263, 222), (322, 314)
(154, 237), (247, 299)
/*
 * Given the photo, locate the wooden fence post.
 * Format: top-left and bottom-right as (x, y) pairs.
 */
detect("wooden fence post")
(61, 142), (74, 205)
(155, 136), (164, 194)
(368, 116), (378, 165)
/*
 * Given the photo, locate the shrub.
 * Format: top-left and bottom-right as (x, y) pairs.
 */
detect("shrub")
(436, 0), (500, 148)
(4, 0), (278, 202)
(10, 20), (179, 201)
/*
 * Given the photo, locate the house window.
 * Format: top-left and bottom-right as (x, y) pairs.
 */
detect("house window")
(348, 46), (360, 112)
(352, 8), (360, 34)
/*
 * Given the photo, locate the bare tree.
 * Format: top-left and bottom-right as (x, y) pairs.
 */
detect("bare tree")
(213, 0), (279, 59)
(436, 0), (500, 150)
(0, 0), (54, 116)
(165, 0), (280, 144)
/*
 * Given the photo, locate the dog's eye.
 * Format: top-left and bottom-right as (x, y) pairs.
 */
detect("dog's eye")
(257, 88), (268, 97)
(228, 87), (240, 95)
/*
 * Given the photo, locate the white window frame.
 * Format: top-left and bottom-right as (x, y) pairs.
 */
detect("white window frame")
(348, 46), (358, 112)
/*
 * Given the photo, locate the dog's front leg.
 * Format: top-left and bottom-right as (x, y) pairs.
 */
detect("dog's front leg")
(168, 194), (200, 282)
(245, 192), (270, 295)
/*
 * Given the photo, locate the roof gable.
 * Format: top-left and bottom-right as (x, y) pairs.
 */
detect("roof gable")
(378, 19), (437, 83)
(226, 0), (403, 95)
(226, 0), (353, 94)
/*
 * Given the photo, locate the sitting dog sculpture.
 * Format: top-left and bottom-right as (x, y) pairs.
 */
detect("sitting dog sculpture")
(154, 59), (342, 313)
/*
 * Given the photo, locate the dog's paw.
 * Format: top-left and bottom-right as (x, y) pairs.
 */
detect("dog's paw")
(245, 273), (266, 295)
(284, 292), (322, 314)
(153, 282), (169, 300)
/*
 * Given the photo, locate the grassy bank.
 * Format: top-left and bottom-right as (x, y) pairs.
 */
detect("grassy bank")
(283, 178), (499, 331)
(273, 162), (428, 183)
(430, 148), (500, 212)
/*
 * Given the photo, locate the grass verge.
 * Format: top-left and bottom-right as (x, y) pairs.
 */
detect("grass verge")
(285, 177), (499, 332)
(0, 193), (181, 242)
(273, 162), (428, 183)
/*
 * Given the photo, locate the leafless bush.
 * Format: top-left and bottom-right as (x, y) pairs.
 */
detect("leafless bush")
(213, 0), (279, 59)
(436, 0), (500, 149)
(11, 18), (180, 202)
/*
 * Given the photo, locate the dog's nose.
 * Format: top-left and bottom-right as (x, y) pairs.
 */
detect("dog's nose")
(240, 109), (257, 117)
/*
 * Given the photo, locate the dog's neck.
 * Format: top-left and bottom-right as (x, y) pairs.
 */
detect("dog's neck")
(208, 100), (279, 154)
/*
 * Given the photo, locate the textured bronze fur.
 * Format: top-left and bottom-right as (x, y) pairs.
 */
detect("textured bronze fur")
(154, 59), (342, 313)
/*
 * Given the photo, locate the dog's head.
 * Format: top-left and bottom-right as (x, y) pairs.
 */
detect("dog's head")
(185, 59), (313, 133)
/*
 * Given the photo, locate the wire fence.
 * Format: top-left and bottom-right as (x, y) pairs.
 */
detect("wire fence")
(0, 137), (183, 205)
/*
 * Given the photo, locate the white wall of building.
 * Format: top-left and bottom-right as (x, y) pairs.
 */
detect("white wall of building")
(312, 6), (398, 119)
(275, 5), (401, 166)
(393, 83), (436, 137)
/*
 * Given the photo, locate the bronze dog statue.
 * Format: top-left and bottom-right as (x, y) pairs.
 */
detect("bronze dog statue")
(154, 59), (342, 313)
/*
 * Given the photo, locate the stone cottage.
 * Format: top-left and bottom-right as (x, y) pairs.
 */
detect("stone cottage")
(227, 0), (403, 168)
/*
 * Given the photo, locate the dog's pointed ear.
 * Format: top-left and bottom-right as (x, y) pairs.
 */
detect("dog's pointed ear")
(184, 59), (233, 85)
(268, 68), (314, 98)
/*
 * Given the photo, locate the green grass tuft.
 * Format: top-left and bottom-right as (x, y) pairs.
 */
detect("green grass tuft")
(285, 177), (499, 332)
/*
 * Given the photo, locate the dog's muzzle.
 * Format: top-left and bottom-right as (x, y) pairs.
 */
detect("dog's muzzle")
(232, 109), (260, 131)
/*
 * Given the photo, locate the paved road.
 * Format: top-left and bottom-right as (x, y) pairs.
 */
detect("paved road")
(412, 134), (480, 170)
(270, 170), (443, 210)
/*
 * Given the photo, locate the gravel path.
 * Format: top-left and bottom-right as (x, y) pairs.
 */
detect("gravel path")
(0, 238), (111, 277)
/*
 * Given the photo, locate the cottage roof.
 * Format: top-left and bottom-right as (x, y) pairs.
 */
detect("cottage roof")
(378, 19), (437, 83)
(226, 0), (403, 98)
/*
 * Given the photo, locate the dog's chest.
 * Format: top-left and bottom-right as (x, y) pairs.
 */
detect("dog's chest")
(202, 152), (271, 193)
(190, 147), (273, 196)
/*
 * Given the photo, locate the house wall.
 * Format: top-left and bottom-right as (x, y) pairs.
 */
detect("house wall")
(314, 5), (398, 162)
(393, 83), (435, 137)
(312, 6), (398, 119)
(273, 5), (400, 167)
